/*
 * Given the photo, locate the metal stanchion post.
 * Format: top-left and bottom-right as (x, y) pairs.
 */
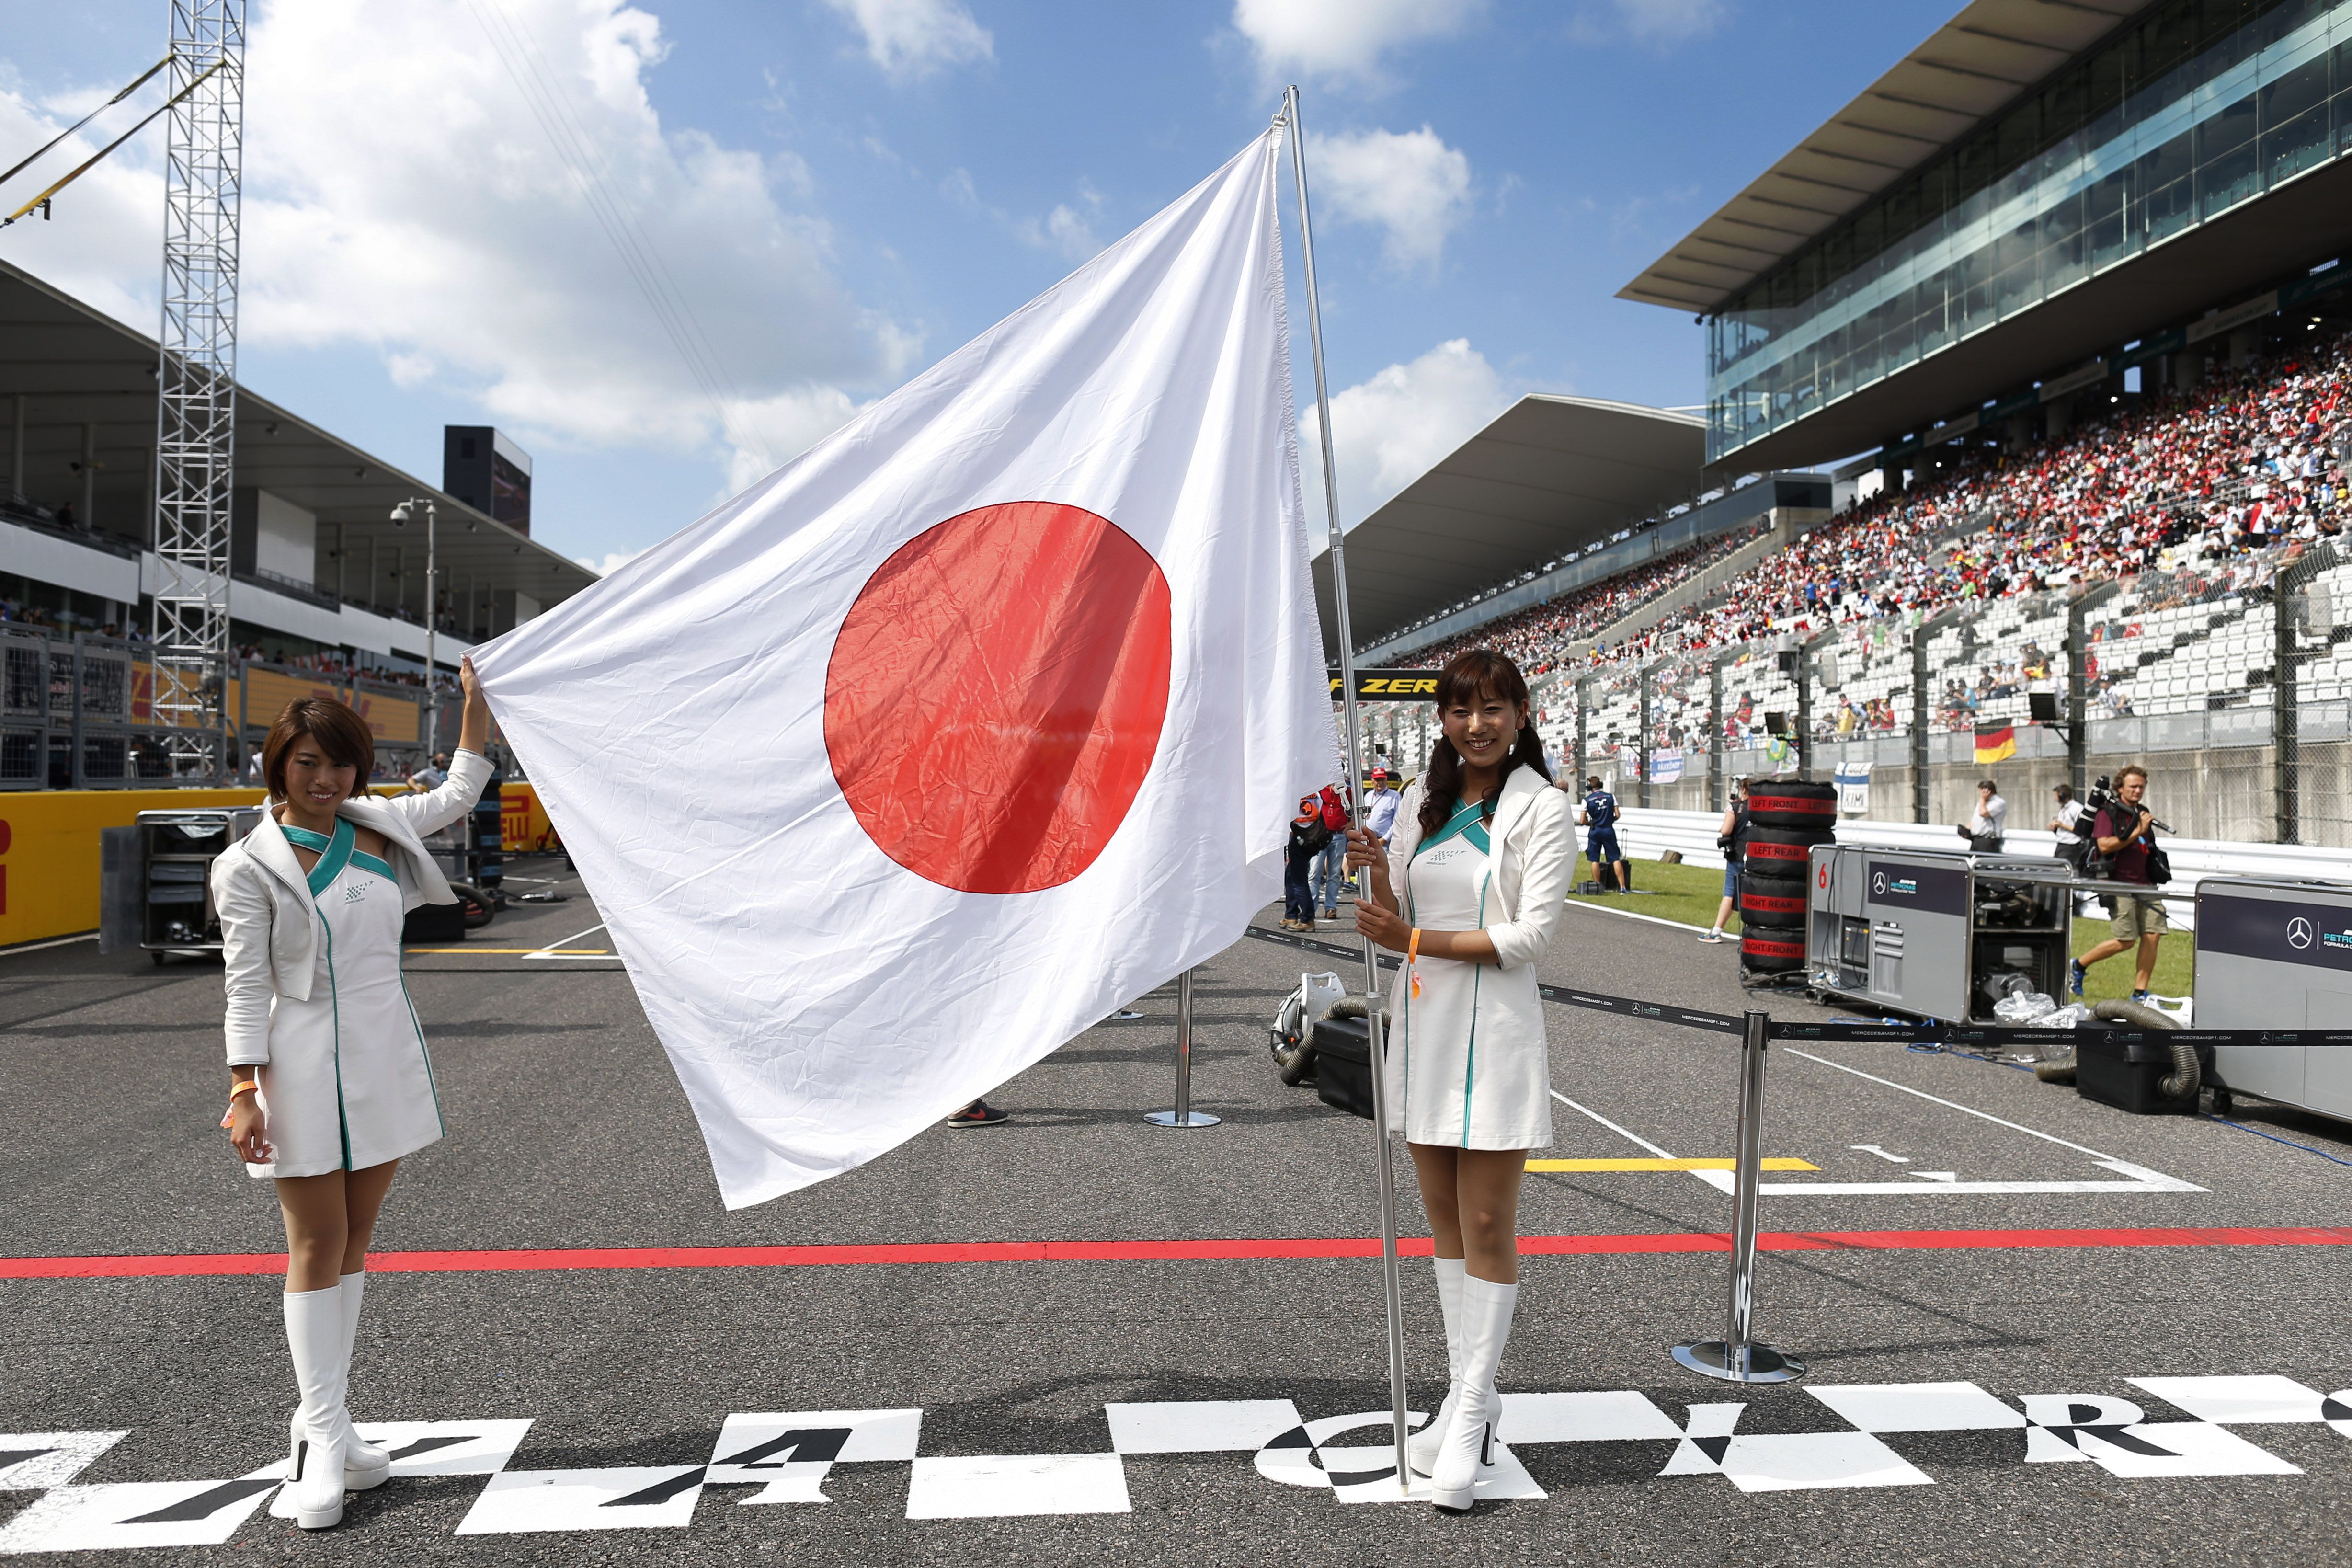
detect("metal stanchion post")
(1673, 1009), (1805, 1383)
(1145, 967), (1219, 1128)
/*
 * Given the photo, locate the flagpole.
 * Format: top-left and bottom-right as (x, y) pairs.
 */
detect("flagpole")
(1281, 83), (1413, 1498)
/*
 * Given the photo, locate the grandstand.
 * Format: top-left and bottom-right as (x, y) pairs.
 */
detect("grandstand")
(0, 257), (598, 784)
(0, 259), (594, 687)
(1332, 0), (2352, 847)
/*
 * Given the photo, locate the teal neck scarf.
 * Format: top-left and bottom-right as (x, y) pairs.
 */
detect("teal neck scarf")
(280, 816), (354, 899)
(1415, 795), (1491, 858)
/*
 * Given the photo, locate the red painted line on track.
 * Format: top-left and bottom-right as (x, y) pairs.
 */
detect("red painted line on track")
(2, 1226), (2346, 1280)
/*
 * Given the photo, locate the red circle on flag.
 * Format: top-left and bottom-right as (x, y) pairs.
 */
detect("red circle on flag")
(824, 502), (1173, 894)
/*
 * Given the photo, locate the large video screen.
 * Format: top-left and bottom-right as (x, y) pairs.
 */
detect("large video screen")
(490, 452), (530, 532)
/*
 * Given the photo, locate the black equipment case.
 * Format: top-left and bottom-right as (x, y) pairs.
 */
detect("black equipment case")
(1310, 1014), (1377, 1120)
(2076, 1032), (2215, 1116)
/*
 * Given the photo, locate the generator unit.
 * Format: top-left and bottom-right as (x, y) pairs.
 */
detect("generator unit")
(2192, 876), (2352, 1122)
(1806, 843), (2074, 1023)
(100, 806), (267, 964)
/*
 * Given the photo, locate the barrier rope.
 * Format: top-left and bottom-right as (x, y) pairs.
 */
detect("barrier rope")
(1244, 924), (2334, 1048)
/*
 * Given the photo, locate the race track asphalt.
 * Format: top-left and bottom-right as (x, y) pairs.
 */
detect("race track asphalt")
(2, 859), (2348, 1566)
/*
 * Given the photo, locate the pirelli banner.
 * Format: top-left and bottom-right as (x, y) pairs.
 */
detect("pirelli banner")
(1328, 669), (1441, 701)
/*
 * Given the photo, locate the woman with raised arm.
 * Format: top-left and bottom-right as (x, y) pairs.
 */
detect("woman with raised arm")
(1342, 647), (1574, 1516)
(213, 659), (496, 1530)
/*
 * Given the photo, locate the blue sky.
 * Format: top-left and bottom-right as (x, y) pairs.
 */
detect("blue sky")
(1, 0), (1940, 572)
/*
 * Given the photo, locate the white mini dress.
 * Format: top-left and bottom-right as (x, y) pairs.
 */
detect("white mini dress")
(1382, 766), (1575, 1150)
(251, 818), (444, 1177)
(213, 753), (491, 1179)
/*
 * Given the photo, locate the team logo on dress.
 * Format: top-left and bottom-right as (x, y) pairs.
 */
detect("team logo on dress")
(344, 882), (367, 904)
(2288, 917), (2313, 950)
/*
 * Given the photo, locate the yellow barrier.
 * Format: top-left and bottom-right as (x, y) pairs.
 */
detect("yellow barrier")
(0, 780), (557, 949)
(500, 782), (559, 853)
(0, 788), (265, 948)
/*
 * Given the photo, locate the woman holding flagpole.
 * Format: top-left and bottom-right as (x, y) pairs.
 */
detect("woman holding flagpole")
(213, 662), (497, 1530)
(1344, 647), (1574, 1514)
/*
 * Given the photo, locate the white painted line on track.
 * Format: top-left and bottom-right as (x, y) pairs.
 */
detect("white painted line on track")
(1559, 899), (1713, 935)
(1781, 1049), (2113, 1159)
(1698, 1161), (2205, 1196)
(523, 922), (607, 959)
(1548, 1090), (1681, 1160)
(0, 933), (100, 957)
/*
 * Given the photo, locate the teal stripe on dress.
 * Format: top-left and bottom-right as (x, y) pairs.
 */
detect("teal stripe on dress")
(1461, 866), (1493, 1147)
(351, 850), (398, 884)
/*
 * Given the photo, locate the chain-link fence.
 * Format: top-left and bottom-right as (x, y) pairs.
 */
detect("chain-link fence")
(0, 627), (434, 790)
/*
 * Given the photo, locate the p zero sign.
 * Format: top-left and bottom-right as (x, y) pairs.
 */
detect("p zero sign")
(1329, 670), (1440, 702)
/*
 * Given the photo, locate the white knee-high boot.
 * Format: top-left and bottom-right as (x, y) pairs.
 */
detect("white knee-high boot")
(336, 1272), (390, 1486)
(1407, 1258), (1465, 1476)
(1428, 1274), (1518, 1513)
(270, 1287), (348, 1529)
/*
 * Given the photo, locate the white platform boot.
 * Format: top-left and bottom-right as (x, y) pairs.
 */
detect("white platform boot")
(335, 1272), (391, 1488)
(269, 1287), (349, 1529)
(1428, 1274), (1518, 1514)
(1407, 1258), (1465, 1476)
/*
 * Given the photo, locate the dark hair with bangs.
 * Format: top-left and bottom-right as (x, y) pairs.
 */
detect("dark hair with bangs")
(1417, 647), (1550, 839)
(262, 698), (376, 803)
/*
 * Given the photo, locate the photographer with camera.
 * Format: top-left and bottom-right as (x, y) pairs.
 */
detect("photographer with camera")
(2068, 765), (2169, 1002)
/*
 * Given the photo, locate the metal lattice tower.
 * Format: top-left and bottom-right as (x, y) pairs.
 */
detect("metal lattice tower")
(148, 0), (246, 783)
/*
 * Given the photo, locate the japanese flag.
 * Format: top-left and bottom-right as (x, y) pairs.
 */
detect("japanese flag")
(470, 129), (1333, 1207)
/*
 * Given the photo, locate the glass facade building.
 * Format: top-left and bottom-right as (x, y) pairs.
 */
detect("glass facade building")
(1707, 0), (2352, 464)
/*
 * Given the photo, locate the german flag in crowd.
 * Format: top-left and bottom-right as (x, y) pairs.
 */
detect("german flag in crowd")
(1974, 722), (2016, 764)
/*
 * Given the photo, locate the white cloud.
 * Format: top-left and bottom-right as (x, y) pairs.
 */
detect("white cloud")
(719, 384), (873, 494)
(1232, 0), (1483, 89)
(1310, 125), (1473, 274)
(821, 0), (993, 80)
(1302, 338), (1510, 532)
(1581, 0), (1730, 47)
(941, 168), (1103, 263)
(1040, 199), (1099, 262)
(573, 549), (641, 575)
(1, 0), (918, 510)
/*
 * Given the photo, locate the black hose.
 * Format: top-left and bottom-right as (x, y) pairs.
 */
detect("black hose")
(2091, 998), (2198, 1099)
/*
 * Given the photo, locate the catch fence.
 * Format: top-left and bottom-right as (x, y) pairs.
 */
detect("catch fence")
(1361, 542), (2352, 847)
(0, 627), (433, 789)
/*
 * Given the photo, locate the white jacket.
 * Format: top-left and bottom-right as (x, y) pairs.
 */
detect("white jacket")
(213, 749), (493, 1066)
(1381, 763), (1575, 971)
(1379, 762), (1575, 1149)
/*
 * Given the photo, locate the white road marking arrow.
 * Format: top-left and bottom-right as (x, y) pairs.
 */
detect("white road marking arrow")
(1849, 1145), (1911, 1163)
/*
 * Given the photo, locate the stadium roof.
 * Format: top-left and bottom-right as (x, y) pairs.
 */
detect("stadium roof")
(0, 257), (596, 610)
(1620, 0), (2153, 315)
(1310, 394), (1705, 652)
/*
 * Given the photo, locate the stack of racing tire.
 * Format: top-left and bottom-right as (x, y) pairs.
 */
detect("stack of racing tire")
(1736, 777), (1837, 977)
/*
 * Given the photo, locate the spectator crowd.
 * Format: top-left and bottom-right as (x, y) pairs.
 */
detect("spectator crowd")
(1380, 323), (2352, 682)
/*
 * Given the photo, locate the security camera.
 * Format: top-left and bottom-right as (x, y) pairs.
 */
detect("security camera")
(390, 502), (411, 526)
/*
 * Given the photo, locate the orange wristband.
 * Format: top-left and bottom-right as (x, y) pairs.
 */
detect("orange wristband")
(1407, 927), (1423, 999)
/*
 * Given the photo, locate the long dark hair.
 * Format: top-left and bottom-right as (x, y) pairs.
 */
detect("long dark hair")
(1417, 648), (1551, 839)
